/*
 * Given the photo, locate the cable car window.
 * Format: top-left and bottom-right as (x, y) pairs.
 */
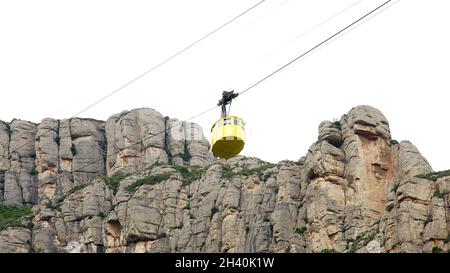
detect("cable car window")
(223, 119), (232, 125)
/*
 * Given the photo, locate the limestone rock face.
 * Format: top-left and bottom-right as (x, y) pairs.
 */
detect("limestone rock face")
(303, 141), (345, 181)
(103, 159), (284, 253)
(166, 119), (213, 167)
(106, 109), (212, 177)
(345, 105), (390, 140)
(31, 179), (112, 253)
(70, 118), (106, 185)
(35, 117), (106, 202)
(341, 106), (397, 236)
(106, 108), (169, 176)
(381, 177), (449, 253)
(0, 228), (32, 253)
(318, 121), (342, 147)
(0, 108), (211, 207)
(3, 120), (38, 206)
(35, 118), (59, 202)
(0, 105), (448, 253)
(437, 176), (450, 196)
(166, 119), (185, 166)
(0, 122), (10, 172)
(395, 141), (433, 178)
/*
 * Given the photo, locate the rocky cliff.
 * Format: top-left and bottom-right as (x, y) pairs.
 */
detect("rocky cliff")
(0, 106), (449, 253)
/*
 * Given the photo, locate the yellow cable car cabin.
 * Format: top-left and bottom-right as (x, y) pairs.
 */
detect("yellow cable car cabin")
(211, 116), (246, 159)
(211, 91), (246, 160)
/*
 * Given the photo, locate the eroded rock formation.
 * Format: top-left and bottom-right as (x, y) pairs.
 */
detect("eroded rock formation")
(0, 105), (448, 253)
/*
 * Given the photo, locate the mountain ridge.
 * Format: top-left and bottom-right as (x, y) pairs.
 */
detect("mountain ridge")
(0, 105), (449, 253)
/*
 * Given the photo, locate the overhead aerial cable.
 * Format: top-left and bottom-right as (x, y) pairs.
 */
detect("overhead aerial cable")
(3, 0), (398, 202)
(209, 0), (396, 159)
(263, 0), (364, 59)
(7, 0), (267, 156)
(239, 0), (395, 97)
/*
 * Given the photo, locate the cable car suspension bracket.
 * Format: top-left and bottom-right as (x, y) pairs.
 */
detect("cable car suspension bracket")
(218, 90), (239, 118)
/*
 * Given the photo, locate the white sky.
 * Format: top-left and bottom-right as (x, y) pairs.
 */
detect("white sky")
(0, 0), (449, 171)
